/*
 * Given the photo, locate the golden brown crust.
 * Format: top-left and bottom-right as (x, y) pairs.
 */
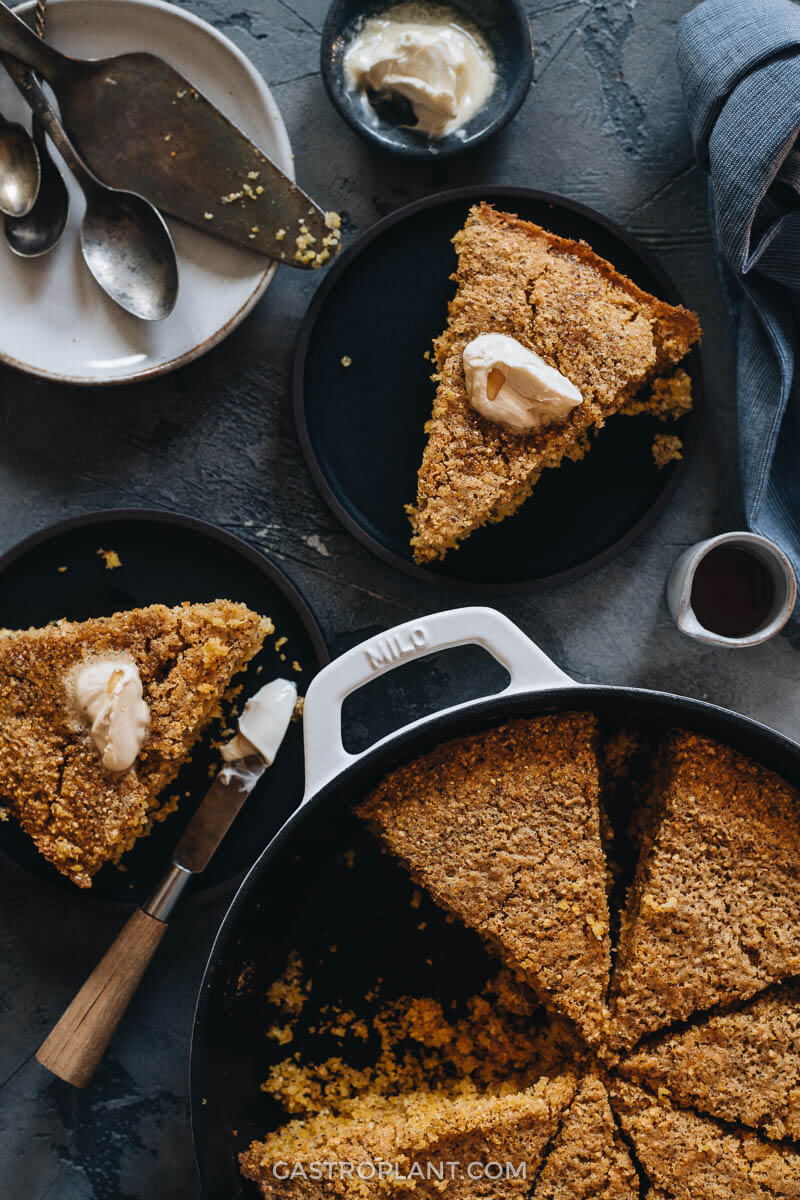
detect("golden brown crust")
(532, 1074), (639, 1200)
(408, 204), (701, 563)
(356, 713), (611, 1045)
(619, 983), (800, 1140)
(609, 731), (800, 1050)
(609, 1079), (800, 1199)
(240, 1075), (577, 1200)
(0, 600), (271, 886)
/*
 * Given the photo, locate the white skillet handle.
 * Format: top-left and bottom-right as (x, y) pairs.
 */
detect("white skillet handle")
(302, 606), (574, 800)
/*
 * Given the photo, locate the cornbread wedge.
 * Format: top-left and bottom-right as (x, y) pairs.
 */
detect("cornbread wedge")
(609, 1079), (800, 1199)
(533, 1075), (639, 1200)
(609, 731), (800, 1049)
(241, 1076), (577, 1200)
(0, 600), (271, 887)
(408, 203), (700, 563)
(357, 714), (611, 1045)
(619, 983), (800, 1140)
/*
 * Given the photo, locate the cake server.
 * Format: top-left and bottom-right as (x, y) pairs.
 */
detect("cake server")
(36, 677), (298, 1089)
(0, 0), (337, 263)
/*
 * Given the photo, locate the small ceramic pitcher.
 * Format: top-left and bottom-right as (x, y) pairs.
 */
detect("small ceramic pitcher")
(666, 531), (797, 647)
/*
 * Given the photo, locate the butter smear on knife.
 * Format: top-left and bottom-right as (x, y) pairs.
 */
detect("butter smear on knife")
(221, 678), (297, 764)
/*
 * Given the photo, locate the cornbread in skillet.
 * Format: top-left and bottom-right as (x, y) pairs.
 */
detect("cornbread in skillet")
(532, 1075), (639, 1200)
(619, 983), (800, 1140)
(240, 1075), (576, 1200)
(609, 1079), (800, 1199)
(407, 203), (701, 563)
(609, 730), (800, 1049)
(263, 971), (582, 1116)
(357, 713), (611, 1045)
(0, 600), (271, 887)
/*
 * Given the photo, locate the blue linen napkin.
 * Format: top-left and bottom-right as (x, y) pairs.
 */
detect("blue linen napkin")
(676, 0), (800, 614)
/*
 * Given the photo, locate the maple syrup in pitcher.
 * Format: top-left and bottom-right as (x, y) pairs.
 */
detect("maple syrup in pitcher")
(690, 545), (775, 638)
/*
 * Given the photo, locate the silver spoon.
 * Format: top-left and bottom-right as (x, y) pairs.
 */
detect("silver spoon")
(0, 106), (39, 216)
(4, 0), (68, 256)
(4, 55), (178, 320)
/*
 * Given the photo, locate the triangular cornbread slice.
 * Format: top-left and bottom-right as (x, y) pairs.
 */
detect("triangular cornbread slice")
(408, 204), (700, 563)
(240, 1076), (576, 1200)
(357, 714), (611, 1045)
(533, 1075), (639, 1200)
(0, 600), (271, 887)
(609, 1079), (800, 1199)
(620, 983), (800, 1140)
(608, 731), (800, 1049)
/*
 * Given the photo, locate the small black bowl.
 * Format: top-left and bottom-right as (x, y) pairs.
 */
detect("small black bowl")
(320, 0), (534, 158)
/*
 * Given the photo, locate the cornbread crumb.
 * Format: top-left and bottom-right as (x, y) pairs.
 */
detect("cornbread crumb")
(622, 367), (693, 421)
(261, 960), (579, 1120)
(97, 548), (121, 569)
(267, 952), (308, 1017)
(57, 566), (68, 573)
(652, 433), (683, 469)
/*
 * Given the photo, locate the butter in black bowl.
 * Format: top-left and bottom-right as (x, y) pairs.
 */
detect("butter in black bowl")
(321, 0), (534, 158)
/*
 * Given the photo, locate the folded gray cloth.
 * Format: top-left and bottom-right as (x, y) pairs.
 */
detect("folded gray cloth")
(676, 0), (800, 615)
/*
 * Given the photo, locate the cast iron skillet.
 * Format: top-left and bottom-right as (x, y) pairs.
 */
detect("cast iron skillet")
(190, 607), (800, 1200)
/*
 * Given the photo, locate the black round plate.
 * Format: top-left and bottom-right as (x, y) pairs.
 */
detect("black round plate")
(294, 186), (703, 593)
(0, 509), (329, 908)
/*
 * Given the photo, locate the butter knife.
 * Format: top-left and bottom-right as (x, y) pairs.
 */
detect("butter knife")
(36, 678), (298, 1089)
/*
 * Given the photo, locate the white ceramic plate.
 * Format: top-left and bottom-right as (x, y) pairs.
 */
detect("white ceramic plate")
(0, 0), (294, 384)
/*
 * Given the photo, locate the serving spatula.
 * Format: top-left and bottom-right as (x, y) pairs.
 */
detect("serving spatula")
(0, 0), (339, 264)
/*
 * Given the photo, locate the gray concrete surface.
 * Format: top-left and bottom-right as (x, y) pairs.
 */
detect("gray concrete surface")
(1, 0), (798, 1197)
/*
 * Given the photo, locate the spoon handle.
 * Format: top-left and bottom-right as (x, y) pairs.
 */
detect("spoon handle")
(2, 55), (95, 196)
(0, 0), (62, 81)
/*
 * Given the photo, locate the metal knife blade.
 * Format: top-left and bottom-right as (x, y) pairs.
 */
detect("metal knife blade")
(170, 755), (267, 876)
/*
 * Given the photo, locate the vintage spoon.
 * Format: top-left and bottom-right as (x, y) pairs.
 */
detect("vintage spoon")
(4, 55), (178, 320)
(0, 106), (39, 216)
(4, 0), (68, 256)
(0, 0), (333, 261)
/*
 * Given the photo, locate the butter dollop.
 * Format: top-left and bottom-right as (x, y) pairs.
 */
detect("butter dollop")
(220, 678), (297, 765)
(463, 333), (583, 434)
(71, 655), (150, 773)
(343, 10), (495, 138)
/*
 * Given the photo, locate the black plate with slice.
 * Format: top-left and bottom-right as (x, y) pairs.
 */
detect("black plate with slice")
(294, 186), (703, 593)
(0, 509), (329, 908)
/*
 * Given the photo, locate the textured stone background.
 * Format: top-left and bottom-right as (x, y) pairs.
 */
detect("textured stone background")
(2, 0), (799, 1196)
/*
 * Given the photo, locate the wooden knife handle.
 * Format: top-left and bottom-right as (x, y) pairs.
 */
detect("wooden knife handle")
(36, 908), (168, 1088)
